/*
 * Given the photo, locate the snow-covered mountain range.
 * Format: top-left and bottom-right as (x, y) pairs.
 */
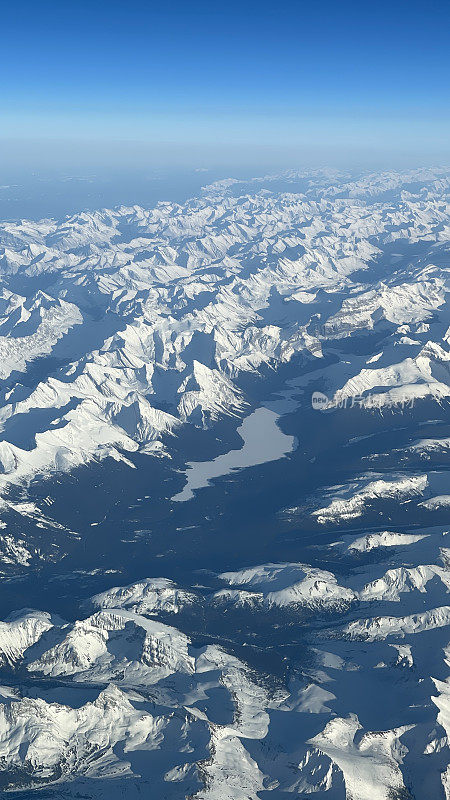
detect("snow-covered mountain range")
(0, 167), (449, 798)
(0, 167), (448, 496)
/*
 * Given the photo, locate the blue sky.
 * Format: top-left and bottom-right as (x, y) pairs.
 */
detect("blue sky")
(1, 0), (450, 168)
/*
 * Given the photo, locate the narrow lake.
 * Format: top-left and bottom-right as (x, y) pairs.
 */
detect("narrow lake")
(172, 404), (296, 502)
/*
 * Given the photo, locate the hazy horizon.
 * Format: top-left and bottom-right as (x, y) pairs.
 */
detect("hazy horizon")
(2, 0), (449, 177)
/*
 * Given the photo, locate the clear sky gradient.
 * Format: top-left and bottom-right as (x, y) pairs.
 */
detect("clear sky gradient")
(1, 0), (450, 169)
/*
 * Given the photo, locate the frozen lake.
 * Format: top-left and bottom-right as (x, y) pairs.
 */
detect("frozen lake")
(172, 405), (296, 502)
